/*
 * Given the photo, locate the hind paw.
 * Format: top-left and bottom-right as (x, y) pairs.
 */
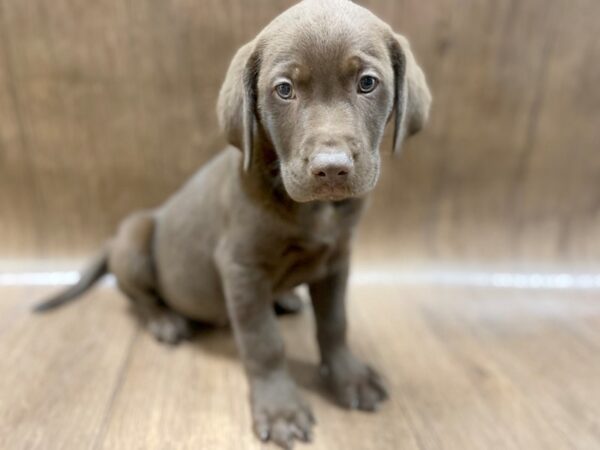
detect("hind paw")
(274, 291), (304, 315)
(147, 310), (192, 344)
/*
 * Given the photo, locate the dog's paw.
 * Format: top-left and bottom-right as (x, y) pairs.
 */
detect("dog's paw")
(147, 310), (192, 345)
(321, 351), (388, 411)
(251, 373), (315, 449)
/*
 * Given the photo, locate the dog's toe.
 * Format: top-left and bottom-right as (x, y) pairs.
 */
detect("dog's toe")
(251, 377), (315, 449)
(254, 409), (313, 449)
(357, 371), (387, 410)
(323, 355), (388, 412)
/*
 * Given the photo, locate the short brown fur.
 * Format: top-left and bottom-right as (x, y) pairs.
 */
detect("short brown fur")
(35, 1), (430, 447)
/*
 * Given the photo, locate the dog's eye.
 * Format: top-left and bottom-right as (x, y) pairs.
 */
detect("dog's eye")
(275, 82), (294, 100)
(358, 75), (378, 94)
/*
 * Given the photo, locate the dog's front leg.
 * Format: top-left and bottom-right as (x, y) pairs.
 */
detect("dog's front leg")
(217, 254), (314, 448)
(310, 258), (388, 411)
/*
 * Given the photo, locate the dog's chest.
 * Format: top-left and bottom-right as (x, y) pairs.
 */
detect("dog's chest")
(273, 203), (350, 290)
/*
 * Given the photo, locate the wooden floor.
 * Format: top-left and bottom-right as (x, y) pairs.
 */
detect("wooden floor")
(1, 282), (600, 450)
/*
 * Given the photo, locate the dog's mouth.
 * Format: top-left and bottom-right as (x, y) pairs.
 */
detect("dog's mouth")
(310, 181), (353, 201)
(284, 179), (365, 203)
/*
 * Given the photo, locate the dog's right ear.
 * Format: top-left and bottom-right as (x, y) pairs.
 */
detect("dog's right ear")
(217, 41), (261, 171)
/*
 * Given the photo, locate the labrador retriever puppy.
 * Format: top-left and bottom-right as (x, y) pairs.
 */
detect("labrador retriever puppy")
(35, 0), (431, 447)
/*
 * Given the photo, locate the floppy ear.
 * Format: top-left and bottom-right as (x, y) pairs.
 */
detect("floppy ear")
(217, 41), (261, 171)
(388, 33), (432, 155)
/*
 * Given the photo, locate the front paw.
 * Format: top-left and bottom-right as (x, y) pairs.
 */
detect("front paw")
(251, 372), (315, 449)
(321, 350), (388, 411)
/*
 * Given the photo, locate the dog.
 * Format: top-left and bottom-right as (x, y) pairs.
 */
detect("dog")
(35, 0), (431, 447)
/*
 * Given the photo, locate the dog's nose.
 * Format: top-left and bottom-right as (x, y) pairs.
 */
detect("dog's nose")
(309, 152), (354, 179)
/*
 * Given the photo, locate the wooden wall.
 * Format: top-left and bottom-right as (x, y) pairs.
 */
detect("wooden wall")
(0, 0), (599, 267)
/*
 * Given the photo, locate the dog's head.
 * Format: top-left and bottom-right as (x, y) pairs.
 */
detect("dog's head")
(218, 0), (431, 202)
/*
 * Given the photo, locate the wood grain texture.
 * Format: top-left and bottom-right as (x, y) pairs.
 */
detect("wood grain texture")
(0, 0), (599, 265)
(0, 287), (137, 450)
(1, 284), (599, 449)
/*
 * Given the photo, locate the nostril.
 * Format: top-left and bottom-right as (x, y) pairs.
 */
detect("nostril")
(310, 152), (354, 179)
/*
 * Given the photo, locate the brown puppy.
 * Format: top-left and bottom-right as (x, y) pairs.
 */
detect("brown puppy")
(35, 0), (431, 447)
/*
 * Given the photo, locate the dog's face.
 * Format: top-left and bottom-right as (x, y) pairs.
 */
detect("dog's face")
(218, 0), (431, 203)
(257, 14), (393, 202)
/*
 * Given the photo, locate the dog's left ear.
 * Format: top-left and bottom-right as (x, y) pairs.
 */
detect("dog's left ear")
(388, 33), (432, 155)
(217, 40), (261, 171)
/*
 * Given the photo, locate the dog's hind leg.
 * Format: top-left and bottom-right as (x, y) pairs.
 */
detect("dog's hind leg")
(109, 211), (192, 344)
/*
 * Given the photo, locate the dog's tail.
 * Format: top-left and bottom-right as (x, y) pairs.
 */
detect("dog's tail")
(33, 246), (110, 313)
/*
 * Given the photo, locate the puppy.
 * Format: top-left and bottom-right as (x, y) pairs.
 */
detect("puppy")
(36, 0), (431, 447)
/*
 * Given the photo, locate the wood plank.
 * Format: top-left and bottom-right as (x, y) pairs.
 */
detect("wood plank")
(60, 284), (599, 449)
(0, 286), (137, 450)
(415, 288), (600, 449)
(1, 281), (600, 449)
